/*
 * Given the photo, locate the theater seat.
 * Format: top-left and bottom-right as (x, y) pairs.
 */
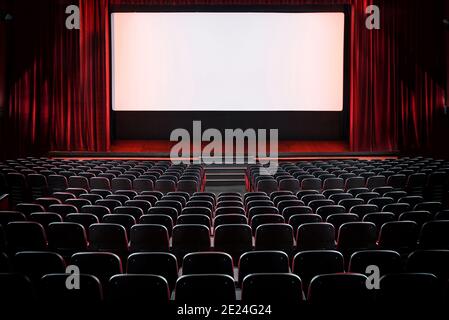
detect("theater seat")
(172, 224), (210, 260)
(6, 221), (47, 253)
(214, 214), (248, 227)
(6, 173), (29, 205)
(326, 214), (359, 233)
(129, 224), (169, 252)
(238, 251), (289, 286)
(90, 177), (111, 190)
(177, 180), (198, 195)
(251, 214), (284, 234)
(113, 206), (144, 221)
(89, 223), (129, 257)
(292, 250), (344, 290)
(377, 273), (441, 304)
(108, 274), (170, 302)
(148, 206), (178, 224)
(111, 178), (132, 192)
(155, 180), (176, 194)
(65, 198), (91, 211)
(70, 252), (122, 286)
(0, 273), (35, 301)
(348, 250), (402, 275)
(407, 250), (449, 281)
(127, 252), (178, 291)
(181, 206), (213, 219)
(418, 221), (449, 249)
(0, 211), (26, 227)
(81, 204), (111, 219)
(47, 222), (88, 257)
(242, 273), (304, 303)
(177, 214), (211, 229)
(315, 205), (345, 220)
(27, 174), (49, 200)
(256, 179), (278, 194)
(282, 206), (313, 221)
(362, 213), (396, 234)
(255, 223), (294, 254)
(296, 222), (336, 251)
(29, 213), (63, 231)
(278, 178), (300, 193)
(16, 203), (45, 216)
(106, 194), (130, 205)
(156, 200), (183, 216)
(133, 178), (154, 193)
(102, 214), (136, 235)
(308, 273), (371, 304)
(214, 224), (252, 262)
(40, 273), (103, 301)
(175, 274), (236, 302)
(399, 211), (432, 228)
(13, 251), (66, 283)
(349, 204), (379, 218)
(65, 213), (99, 235)
(378, 221), (419, 254)
(182, 252), (234, 277)
(0, 251), (9, 272)
(273, 194), (297, 207)
(337, 222), (377, 259)
(134, 194), (158, 205)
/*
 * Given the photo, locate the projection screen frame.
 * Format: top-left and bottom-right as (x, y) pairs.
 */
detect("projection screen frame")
(109, 4), (351, 141)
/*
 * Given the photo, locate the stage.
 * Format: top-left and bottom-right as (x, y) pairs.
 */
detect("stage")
(49, 140), (399, 160)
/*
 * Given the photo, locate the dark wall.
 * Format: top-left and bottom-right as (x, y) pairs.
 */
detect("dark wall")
(113, 111), (348, 140)
(429, 1), (449, 159)
(446, 1), (449, 105)
(0, 0), (10, 160)
(0, 1), (7, 111)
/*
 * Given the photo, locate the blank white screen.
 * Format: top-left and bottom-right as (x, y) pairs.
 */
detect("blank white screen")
(111, 12), (345, 111)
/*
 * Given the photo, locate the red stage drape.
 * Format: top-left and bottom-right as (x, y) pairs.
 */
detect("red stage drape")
(4, 0), (110, 156)
(2, 0), (447, 157)
(349, 0), (446, 153)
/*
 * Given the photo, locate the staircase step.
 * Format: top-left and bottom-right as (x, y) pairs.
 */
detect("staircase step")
(206, 172), (246, 180)
(205, 166), (247, 174)
(206, 179), (246, 187)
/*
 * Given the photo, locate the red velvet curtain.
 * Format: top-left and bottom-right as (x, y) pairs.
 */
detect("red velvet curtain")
(4, 0), (109, 156)
(350, 0), (446, 152)
(2, 0), (446, 157)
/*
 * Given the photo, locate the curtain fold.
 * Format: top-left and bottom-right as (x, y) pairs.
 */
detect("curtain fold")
(350, 0), (446, 152)
(3, 0), (446, 157)
(5, 0), (110, 156)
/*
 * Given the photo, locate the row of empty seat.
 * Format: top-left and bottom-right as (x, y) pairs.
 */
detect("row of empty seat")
(2, 215), (449, 262)
(0, 159), (206, 206)
(247, 158), (448, 203)
(1, 156), (448, 303)
(1, 249), (449, 303)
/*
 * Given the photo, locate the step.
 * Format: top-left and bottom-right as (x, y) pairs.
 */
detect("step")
(205, 185), (247, 194)
(205, 178), (246, 187)
(201, 157), (255, 165)
(205, 166), (247, 174)
(205, 172), (246, 180)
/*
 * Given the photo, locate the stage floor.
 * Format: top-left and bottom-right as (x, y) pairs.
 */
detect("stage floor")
(49, 140), (398, 160)
(110, 140), (351, 154)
